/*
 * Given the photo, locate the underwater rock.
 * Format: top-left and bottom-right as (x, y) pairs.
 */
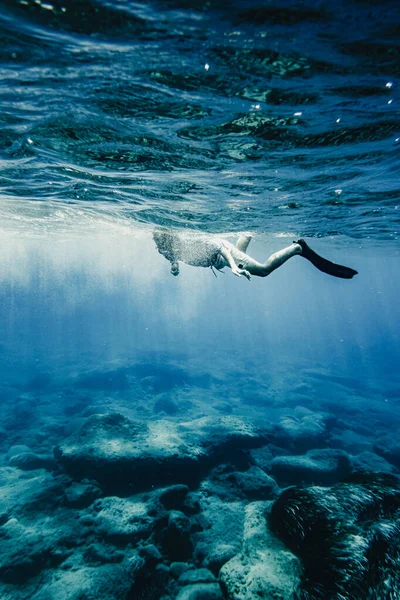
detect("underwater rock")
(0, 467), (67, 518)
(157, 484), (189, 511)
(0, 517), (66, 584)
(178, 568), (216, 585)
(138, 543), (163, 567)
(374, 437), (400, 469)
(55, 412), (273, 492)
(8, 452), (57, 472)
(153, 394), (179, 415)
(269, 474), (400, 599)
(64, 480), (102, 508)
(248, 445), (274, 472)
(351, 451), (398, 474)
(176, 583), (223, 600)
(5, 444), (32, 459)
(270, 448), (352, 486)
(170, 562), (191, 578)
(203, 545), (237, 576)
(162, 510), (192, 560)
(33, 563), (137, 600)
(192, 496), (243, 574)
(92, 496), (154, 543)
(272, 411), (334, 452)
(203, 465), (279, 501)
(227, 467), (279, 500)
(219, 502), (300, 600)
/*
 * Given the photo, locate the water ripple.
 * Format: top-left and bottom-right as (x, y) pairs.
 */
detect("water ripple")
(0, 0), (399, 243)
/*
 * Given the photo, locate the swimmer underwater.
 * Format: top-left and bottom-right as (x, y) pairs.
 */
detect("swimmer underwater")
(153, 229), (358, 280)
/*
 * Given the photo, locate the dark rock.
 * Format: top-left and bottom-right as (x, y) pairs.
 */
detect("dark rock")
(64, 481), (102, 508)
(178, 568), (216, 585)
(158, 485), (189, 510)
(163, 510), (192, 560)
(8, 452), (57, 472)
(269, 475), (400, 599)
(170, 562), (191, 578)
(128, 559), (169, 600)
(203, 465), (278, 502)
(55, 412), (273, 493)
(181, 493), (201, 515)
(139, 543), (163, 566)
(227, 467), (279, 500)
(248, 446), (274, 471)
(270, 449), (352, 486)
(84, 543), (125, 565)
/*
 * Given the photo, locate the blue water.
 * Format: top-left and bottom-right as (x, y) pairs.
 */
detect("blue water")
(0, 1), (400, 598)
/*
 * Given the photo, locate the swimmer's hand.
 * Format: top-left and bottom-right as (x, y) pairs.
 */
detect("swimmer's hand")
(232, 266), (251, 280)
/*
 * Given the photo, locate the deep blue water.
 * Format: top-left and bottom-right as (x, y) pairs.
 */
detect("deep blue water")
(0, 1), (400, 599)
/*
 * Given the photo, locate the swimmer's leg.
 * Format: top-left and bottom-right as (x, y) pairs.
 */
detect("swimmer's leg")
(240, 243), (302, 277)
(236, 234), (252, 253)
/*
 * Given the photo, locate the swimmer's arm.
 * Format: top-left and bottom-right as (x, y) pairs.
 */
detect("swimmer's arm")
(220, 243), (251, 280)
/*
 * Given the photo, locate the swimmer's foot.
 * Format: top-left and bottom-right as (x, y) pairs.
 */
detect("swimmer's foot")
(295, 239), (358, 279)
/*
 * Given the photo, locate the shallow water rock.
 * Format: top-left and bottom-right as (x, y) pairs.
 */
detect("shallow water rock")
(55, 412), (273, 492)
(219, 502), (300, 600)
(271, 448), (352, 486)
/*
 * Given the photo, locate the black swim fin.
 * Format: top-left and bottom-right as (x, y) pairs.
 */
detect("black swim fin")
(295, 239), (358, 279)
